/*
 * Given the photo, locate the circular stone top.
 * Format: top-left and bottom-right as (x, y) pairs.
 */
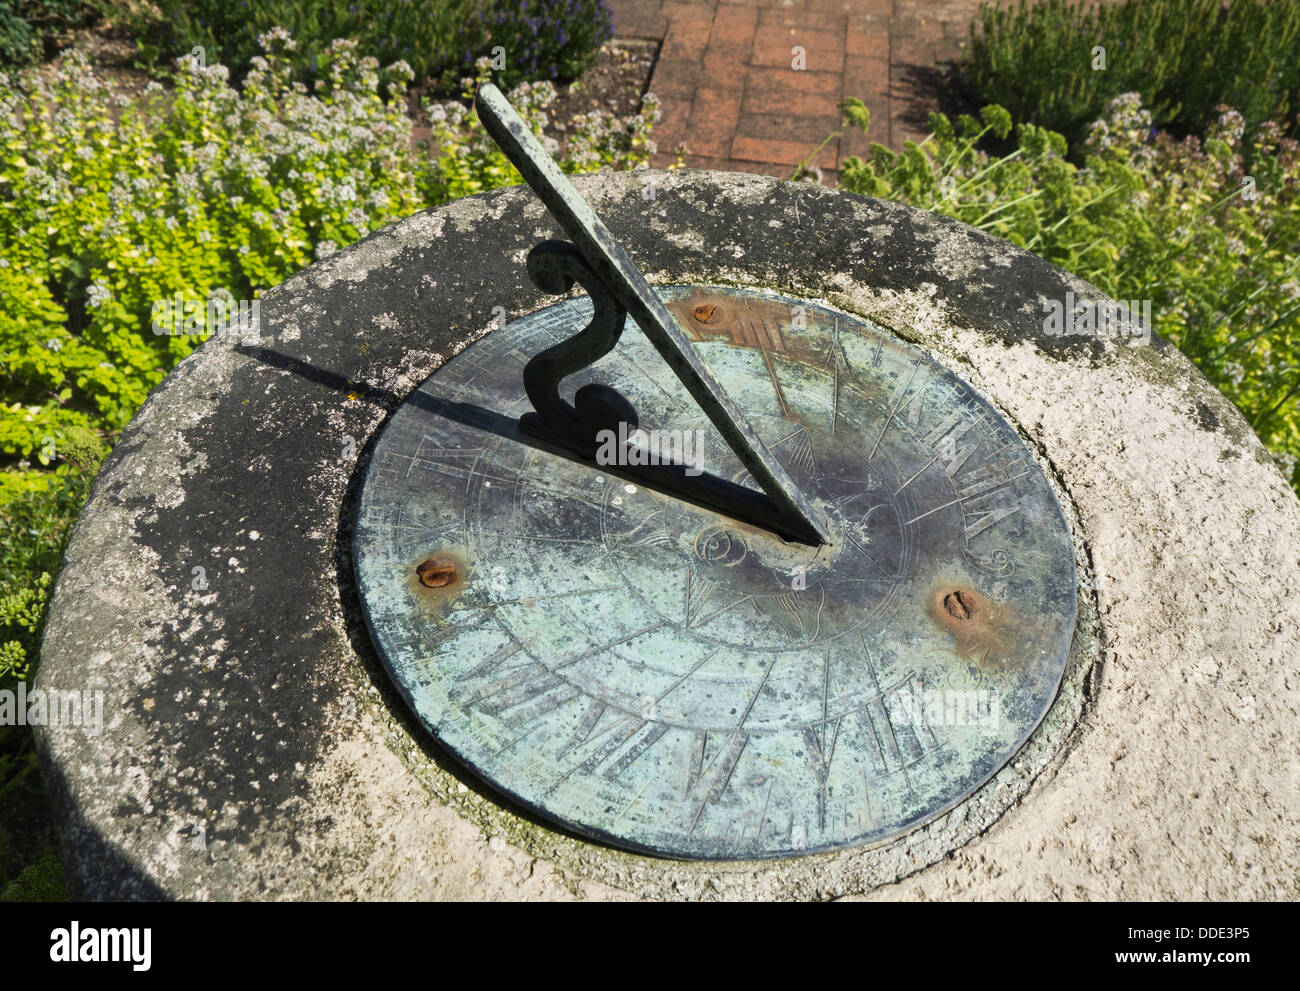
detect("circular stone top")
(36, 170), (1300, 901)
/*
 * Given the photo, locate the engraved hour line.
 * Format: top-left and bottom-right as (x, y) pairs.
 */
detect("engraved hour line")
(602, 722), (672, 782)
(903, 496), (963, 527)
(473, 528), (598, 544)
(821, 650), (831, 753)
(841, 530), (900, 580)
(771, 583), (826, 644)
(560, 700), (606, 757)
(684, 570), (718, 626)
(892, 407), (989, 495)
(762, 345), (790, 417)
(772, 425), (816, 474)
(832, 353), (840, 436)
(868, 358), (923, 461)
(856, 634), (896, 778)
(752, 778), (775, 841)
(629, 355), (695, 414)
(689, 734), (749, 834)
(447, 586), (621, 615)
(552, 622), (668, 670)
(611, 776), (657, 826)
(683, 649), (779, 830)
(657, 646), (722, 706)
(689, 592), (755, 629)
(806, 719), (842, 831)
(545, 715), (644, 796)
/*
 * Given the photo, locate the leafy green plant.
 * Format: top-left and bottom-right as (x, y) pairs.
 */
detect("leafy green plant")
(426, 62), (661, 202)
(127, 0), (612, 94)
(961, 0), (1300, 160)
(837, 95), (1300, 490)
(128, 0), (477, 86)
(460, 0), (613, 92)
(0, 35), (663, 482)
(0, 0), (97, 68)
(0, 850), (68, 901)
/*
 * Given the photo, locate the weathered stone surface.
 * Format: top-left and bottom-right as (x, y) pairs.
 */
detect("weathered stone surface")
(36, 170), (1300, 900)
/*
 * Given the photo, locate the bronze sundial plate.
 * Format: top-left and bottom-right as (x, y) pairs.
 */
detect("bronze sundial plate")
(353, 286), (1077, 860)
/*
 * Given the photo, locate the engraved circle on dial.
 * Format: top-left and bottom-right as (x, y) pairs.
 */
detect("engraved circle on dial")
(353, 286), (1077, 860)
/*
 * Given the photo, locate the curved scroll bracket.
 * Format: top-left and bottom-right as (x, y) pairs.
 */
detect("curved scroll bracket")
(518, 240), (640, 449)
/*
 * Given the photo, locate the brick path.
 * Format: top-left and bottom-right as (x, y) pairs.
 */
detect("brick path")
(607, 0), (986, 183)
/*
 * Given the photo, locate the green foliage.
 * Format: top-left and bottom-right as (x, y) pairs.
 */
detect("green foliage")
(0, 850), (67, 901)
(131, 0), (477, 86)
(962, 0), (1300, 159)
(128, 0), (612, 93)
(426, 64), (661, 202)
(839, 94), (1300, 491)
(0, 0), (95, 68)
(0, 446), (101, 682)
(1, 34), (658, 481)
(465, 0), (613, 92)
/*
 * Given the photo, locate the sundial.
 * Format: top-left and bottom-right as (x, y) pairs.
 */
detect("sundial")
(353, 85), (1077, 860)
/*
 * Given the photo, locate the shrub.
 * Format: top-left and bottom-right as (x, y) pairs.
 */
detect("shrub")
(837, 96), (1300, 491)
(0, 0), (95, 68)
(426, 64), (660, 202)
(459, 0), (613, 92)
(0, 850), (68, 901)
(133, 0), (612, 94)
(961, 0), (1300, 159)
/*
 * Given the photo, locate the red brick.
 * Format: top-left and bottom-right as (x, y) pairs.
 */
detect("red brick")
(709, 3), (758, 49)
(680, 152), (734, 172)
(652, 95), (692, 150)
(720, 159), (796, 180)
(752, 29), (843, 72)
(744, 68), (842, 123)
(840, 126), (881, 165)
(735, 110), (843, 145)
(731, 133), (839, 168)
(846, 24), (889, 60)
(746, 65), (841, 96)
(700, 45), (750, 80)
(647, 58), (702, 98)
(609, 1), (669, 41)
(842, 54), (889, 103)
(804, 0), (857, 13)
(684, 88), (745, 158)
(661, 0), (717, 21)
(660, 15), (714, 61)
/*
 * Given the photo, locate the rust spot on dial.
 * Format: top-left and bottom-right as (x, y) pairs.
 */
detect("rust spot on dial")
(417, 555), (457, 587)
(692, 303), (720, 324)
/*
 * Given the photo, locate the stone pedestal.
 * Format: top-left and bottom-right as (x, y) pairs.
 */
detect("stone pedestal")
(36, 171), (1300, 900)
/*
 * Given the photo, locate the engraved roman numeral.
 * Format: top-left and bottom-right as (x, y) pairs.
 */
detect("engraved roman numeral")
(921, 410), (980, 477)
(963, 482), (1021, 539)
(602, 722), (671, 781)
(688, 732), (749, 834)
